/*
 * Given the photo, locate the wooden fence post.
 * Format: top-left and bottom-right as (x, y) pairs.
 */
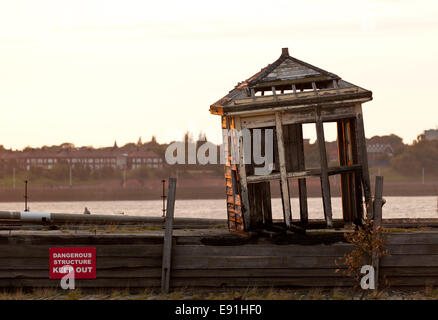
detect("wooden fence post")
(161, 177), (177, 293)
(372, 176), (384, 289)
(373, 176), (384, 227)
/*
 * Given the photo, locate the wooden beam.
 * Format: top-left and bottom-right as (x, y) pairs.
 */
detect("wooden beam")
(296, 124), (308, 223)
(246, 164), (362, 183)
(373, 176), (384, 227)
(275, 112), (292, 227)
(348, 119), (364, 225)
(333, 80), (340, 94)
(337, 120), (360, 224)
(234, 116), (251, 230)
(315, 107), (333, 228)
(337, 120), (350, 222)
(271, 86), (278, 102)
(250, 88), (256, 103)
(312, 82), (318, 96)
(161, 177), (176, 293)
(354, 104), (373, 220)
(372, 175), (384, 290)
(225, 96), (372, 117)
(292, 84), (298, 97)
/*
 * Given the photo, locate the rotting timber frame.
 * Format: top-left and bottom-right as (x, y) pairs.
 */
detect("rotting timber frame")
(211, 48), (374, 233)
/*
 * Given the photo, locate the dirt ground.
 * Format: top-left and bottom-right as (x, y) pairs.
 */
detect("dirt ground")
(1, 287), (438, 300)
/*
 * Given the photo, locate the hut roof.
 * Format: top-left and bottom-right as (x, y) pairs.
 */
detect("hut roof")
(210, 48), (372, 115)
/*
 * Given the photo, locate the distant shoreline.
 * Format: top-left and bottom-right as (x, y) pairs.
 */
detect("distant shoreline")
(0, 180), (436, 202)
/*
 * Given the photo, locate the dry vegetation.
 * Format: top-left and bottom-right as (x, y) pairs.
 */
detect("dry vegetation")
(1, 287), (438, 300)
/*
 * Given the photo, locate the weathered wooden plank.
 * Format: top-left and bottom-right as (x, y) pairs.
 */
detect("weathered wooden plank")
(282, 111), (317, 125)
(372, 175), (384, 289)
(170, 277), (355, 288)
(170, 268), (345, 278)
(4, 276), (437, 288)
(0, 267), (162, 279)
(387, 244), (438, 255)
(0, 245), (163, 258)
(337, 120), (352, 223)
(348, 118), (364, 225)
(241, 114), (276, 129)
(0, 241), (420, 261)
(246, 164), (361, 183)
(240, 109), (319, 130)
(1, 234), (164, 245)
(234, 115), (251, 231)
(173, 244), (353, 257)
(354, 104), (373, 219)
(0, 278), (161, 288)
(379, 277), (438, 287)
(161, 177), (176, 293)
(275, 112), (292, 227)
(374, 176), (384, 226)
(0, 257), (163, 269)
(172, 256), (339, 269)
(380, 255), (438, 267)
(320, 106), (356, 119)
(226, 96), (372, 116)
(381, 267), (438, 276)
(315, 107), (333, 228)
(0, 267), (351, 280)
(296, 123), (308, 223)
(386, 233), (438, 245)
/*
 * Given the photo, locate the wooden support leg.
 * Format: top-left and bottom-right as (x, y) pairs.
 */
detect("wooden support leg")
(354, 104), (373, 220)
(315, 108), (333, 228)
(337, 120), (351, 222)
(296, 124), (308, 223)
(161, 177), (176, 293)
(234, 116), (252, 230)
(275, 112), (292, 227)
(372, 175), (384, 290)
(348, 119), (364, 225)
(337, 120), (359, 224)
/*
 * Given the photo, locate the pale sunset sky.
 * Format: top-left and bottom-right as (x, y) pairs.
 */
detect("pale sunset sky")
(0, 0), (437, 149)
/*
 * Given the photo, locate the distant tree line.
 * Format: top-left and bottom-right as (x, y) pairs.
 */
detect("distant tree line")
(0, 131), (437, 185)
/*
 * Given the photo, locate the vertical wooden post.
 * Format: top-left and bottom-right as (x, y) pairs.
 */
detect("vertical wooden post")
(337, 120), (351, 222)
(372, 175), (384, 290)
(275, 112), (292, 227)
(349, 119), (364, 225)
(161, 177), (176, 294)
(234, 116), (251, 231)
(315, 107), (333, 228)
(296, 124), (308, 223)
(354, 104), (373, 220)
(337, 120), (361, 224)
(373, 176), (384, 227)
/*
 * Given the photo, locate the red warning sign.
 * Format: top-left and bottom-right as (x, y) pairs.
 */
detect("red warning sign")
(49, 247), (96, 279)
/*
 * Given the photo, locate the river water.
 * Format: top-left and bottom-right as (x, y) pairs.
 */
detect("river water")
(0, 196), (436, 219)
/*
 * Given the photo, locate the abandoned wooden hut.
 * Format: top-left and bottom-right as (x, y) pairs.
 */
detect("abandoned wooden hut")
(210, 48), (374, 233)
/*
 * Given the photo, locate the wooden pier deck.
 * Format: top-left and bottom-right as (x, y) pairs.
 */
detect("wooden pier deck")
(1, 224), (438, 289)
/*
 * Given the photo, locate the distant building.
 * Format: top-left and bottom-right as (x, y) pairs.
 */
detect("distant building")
(0, 148), (163, 171)
(366, 144), (393, 163)
(128, 150), (164, 169)
(423, 129), (438, 141)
